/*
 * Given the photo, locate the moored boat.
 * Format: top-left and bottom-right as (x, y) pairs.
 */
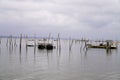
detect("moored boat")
(38, 43), (55, 50)
(87, 40), (117, 49)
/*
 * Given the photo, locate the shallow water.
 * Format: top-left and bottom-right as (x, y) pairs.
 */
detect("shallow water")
(0, 38), (120, 80)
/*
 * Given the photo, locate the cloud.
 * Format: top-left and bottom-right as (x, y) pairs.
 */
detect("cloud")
(0, 0), (120, 39)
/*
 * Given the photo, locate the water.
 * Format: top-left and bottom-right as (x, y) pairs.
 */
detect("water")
(0, 38), (120, 80)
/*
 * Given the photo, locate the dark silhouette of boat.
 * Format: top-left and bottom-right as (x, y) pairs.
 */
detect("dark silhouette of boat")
(38, 43), (55, 50)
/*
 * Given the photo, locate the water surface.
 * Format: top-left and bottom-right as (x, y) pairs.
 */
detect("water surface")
(0, 38), (120, 80)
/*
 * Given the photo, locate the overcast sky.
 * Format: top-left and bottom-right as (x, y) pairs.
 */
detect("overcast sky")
(0, 0), (120, 39)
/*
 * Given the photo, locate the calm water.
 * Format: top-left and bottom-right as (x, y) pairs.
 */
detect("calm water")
(0, 38), (120, 80)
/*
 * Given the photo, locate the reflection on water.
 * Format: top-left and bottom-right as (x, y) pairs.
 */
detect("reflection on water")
(106, 49), (118, 56)
(0, 38), (120, 80)
(106, 49), (113, 56)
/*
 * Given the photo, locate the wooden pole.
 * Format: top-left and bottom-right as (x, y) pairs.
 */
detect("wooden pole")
(58, 33), (61, 49)
(69, 37), (71, 51)
(48, 33), (51, 43)
(19, 34), (22, 53)
(34, 34), (36, 54)
(6, 38), (8, 47)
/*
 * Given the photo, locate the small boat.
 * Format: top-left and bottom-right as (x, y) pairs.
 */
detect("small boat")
(26, 39), (36, 47)
(87, 40), (117, 49)
(38, 43), (45, 49)
(46, 44), (54, 50)
(38, 43), (55, 50)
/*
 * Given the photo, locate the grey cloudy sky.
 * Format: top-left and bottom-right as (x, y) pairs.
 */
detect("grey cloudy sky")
(0, 0), (120, 39)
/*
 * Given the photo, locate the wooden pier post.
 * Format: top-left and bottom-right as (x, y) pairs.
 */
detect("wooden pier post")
(69, 37), (74, 51)
(48, 33), (51, 43)
(58, 33), (61, 50)
(19, 34), (22, 53)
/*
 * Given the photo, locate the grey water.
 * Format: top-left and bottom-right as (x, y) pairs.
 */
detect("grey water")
(0, 38), (120, 80)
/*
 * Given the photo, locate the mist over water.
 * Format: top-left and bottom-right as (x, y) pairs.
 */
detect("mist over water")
(0, 38), (120, 80)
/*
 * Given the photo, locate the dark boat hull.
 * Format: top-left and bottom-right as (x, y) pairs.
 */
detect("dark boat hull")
(88, 45), (117, 49)
(38, 43), (55, 50)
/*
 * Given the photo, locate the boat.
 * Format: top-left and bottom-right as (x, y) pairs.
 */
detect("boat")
(37, 38), (56, 50)
(87, 40), (117, 49)
(38, 43), (55, 50)
(26, 39), (36, 47)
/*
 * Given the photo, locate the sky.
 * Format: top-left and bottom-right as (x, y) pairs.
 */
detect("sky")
(0, 0), (120, 40)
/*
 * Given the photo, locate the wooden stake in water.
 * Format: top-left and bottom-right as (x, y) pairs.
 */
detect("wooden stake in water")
(69, 37), (71, 51)
(58, 33), (61, 49)
(19, 34), (22, 53)
(6, 38), (8, 47)
(14, 38), (17, 47)
(69, 37), (74, 51)
(34, 34), (36, 54)
(48, 33), (51, 43)
(25, 35), (28, 47)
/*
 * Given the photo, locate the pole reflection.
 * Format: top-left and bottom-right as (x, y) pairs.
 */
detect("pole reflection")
(106, 49), (118, 56)
(33, 46), (36, 64)
(19, 45), (22, 64)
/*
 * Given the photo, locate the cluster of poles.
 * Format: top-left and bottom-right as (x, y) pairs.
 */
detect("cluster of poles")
(0, 34), (119, 53)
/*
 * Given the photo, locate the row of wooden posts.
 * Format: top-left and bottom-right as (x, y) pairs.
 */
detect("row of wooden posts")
(0, 34), (62, 51)
(0, 34), (119, 52)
